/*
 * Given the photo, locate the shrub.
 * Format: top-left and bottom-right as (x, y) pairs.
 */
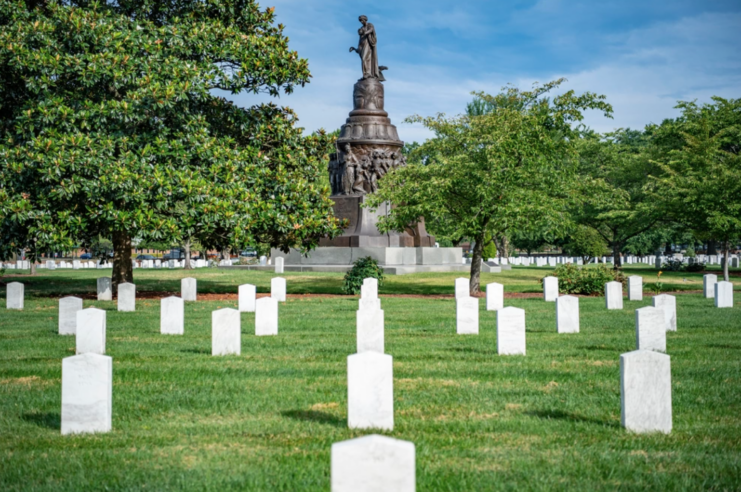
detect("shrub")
(685, 262), (705, 272)
(662, 259), (684, 271)
(342, 256), (384, 295)
(548, 263), (625, 296)
(482, 231), (497, 260)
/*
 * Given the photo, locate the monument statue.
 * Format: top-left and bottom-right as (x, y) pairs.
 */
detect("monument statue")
(349, 15), (386, 81)
(320, 16), (434, 248)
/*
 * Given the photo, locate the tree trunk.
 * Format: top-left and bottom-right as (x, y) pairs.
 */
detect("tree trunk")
(112, 230), (133, 292)
(30, 261), (36, 275)
(664, 242), (672, 255)
(183, 240), (192, 270)
(469, 232), (485, 295)
(723, 241), (730, 282)
(612, 242), (623, 268)
(708, 241), (717, 255)
(29, 241), (38, 275)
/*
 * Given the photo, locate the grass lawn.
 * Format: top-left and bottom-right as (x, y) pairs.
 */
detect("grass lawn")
(0, 267), (740, 490)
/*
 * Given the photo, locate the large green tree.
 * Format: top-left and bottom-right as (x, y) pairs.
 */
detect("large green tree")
(571, 128), (663, 267)
(651, 97), (741, 281)
(366, 80), (612, 294)
(0, 0), (341, 287)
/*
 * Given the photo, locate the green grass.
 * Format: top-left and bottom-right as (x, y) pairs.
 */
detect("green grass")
(0, 267), (740, 490)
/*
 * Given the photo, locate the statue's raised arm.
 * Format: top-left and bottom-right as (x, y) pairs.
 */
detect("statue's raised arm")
(349, 15), (386, 81)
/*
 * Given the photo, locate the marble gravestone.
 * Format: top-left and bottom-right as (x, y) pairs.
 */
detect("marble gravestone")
(653, 294), (677, 332)
(605, 281), (623, 310)
(543, 276), (558, 302)
(715, 281), (733, 308)
(212, 308), (240, 355)
(620, 350), (672, 434)
(362, 277), (379, 300)
(275, 256), (284, 274)
(486, 282), (503, 311)
(628, 276), (643, 301)
(181, 277), (197, 302)
(76, 308), (107, 355)
(454, 277), (469, 299)
(161, 296), (184, 335)
(117, 282), (136, 312)
(456, 296), (479, 335)
(97, 277), (112, 301)
(703, 274), (717, 299)
(331, 434), (415, 492)
(271, 277), (286, 302)
(357, 306), (384, 353)
(497, 306), (526, 355)
(556, 295), (579, 334)
(61, 353), (112, 435)
(255, 296), (279, 336)
(347, 351), (394, 430)
(59, 296), (83, 335)
(238, 284), (257, 312)
(6, 282), (24, 310)
(635, 306), (666, 352)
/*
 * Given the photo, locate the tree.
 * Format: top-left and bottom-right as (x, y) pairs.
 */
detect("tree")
(651, 97), (741, 281)
(572, 128), (663, 267)
(561, 225), (609, 264)
(366, 80), (612, 294)
(0, 1), (342, 289)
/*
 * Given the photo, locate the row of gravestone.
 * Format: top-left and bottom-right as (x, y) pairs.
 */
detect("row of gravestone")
(453, 277), (674, 434)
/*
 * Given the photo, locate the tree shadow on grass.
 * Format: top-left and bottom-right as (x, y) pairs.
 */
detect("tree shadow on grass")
(281, 410), (345, 428)
(180, 348), (210, 354)
(706, 343), (741, 350)
(22, 412), (60, 430)
(580, 345), (624, 352)
(526, 409), (620, 428)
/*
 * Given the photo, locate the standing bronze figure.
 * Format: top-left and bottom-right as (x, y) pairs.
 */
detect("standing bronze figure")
(349, 15), (385, 81)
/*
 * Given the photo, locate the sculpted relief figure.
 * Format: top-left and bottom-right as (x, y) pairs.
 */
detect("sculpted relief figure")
(349, 15), (386, 81)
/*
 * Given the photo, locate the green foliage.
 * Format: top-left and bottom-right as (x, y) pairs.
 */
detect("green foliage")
(685, 245), (696, 258)
(342, 256), (384, 295)
(562, 225), (608, 262)
(367, 79), (612, 292)
(0, 1), (342, 272)
(661, 259), (684, 272)
(685, 261), (705, 272)
(481, 232), (498, 260)
(550, 263), (625, 295)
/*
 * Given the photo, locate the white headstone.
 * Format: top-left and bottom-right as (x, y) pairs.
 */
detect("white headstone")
(6, 282), (24, 310)
(59, 296), (83, 335)
(357, 307), (384, 353)
(255, 296), (279, 336)
(275, 256), (284, 274)
(543, 276), (558, 302)
(362, 278), (379, 300)
(456, 296), (479, 335)
(117, 282), (136, 312)
(161, 296), (184, 335)
(635, 306), (666, 352)
(331, 435), (415, 492)
(652, 294), (676, 332)
(556, 295), (579, 334)
(715, 281), (733, 308)
(259, 255), (267, 266)
(628, 276), (643, 301)
(347, 351), (393, 430)
(359, 297), (382, 311)
(703, 274), (717, 299)
(181, 277), (197, 302)
(454, 277), (468, 299)
(271, 277), (286, 302)
(61, 353), (112, 435)
(485, 282), (503, 311)
(605, 281), (623, 310)
(212, 308), (240, 355)
(497, 306), (526, 355)
(96, 277), (112, 301)
(238, 284), (257, 312)
(76, 308), (106, 355)
(620, 350), (672, 434)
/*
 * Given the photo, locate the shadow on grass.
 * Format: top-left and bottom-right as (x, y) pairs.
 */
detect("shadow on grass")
(22, 412), (60, 430)
(580, 345), (624, 352)
(281, 410), (345, 427)
(180, 348), (210, 354)
(707, 343), (741, 350)
(526, 409), (619, 428)
(449, 347), (497, 355)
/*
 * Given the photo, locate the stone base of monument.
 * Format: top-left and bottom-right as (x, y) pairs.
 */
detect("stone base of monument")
(231, 246), (468, 275)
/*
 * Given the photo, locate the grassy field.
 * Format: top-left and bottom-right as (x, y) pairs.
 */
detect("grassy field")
(0, 267), (740, 490)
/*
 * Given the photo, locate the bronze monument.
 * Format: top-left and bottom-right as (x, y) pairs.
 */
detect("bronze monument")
(321, 15), (434, 248)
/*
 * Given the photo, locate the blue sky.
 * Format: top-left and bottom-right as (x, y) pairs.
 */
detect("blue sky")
(226, 0), (741, 143)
